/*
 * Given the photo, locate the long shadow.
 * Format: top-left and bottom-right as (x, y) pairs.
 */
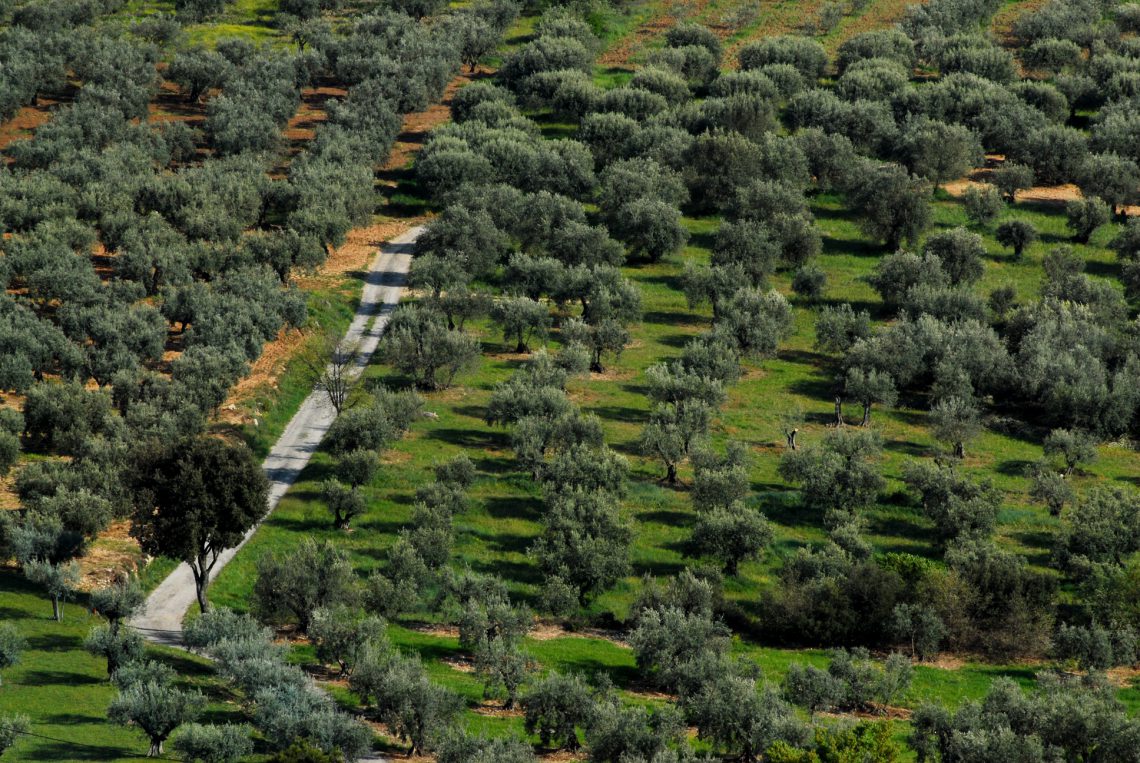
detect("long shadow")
(469, 558), (542, 584)
(42, 713), (104, 725)
(657, 333), (698, 349)
(590, 405), (649, 425)
(882, 439), (930, 457)
(483, 495), (542, 522)
(268, 515), (331, 534)
(642, 309), (708, 327)
(633, 558), (687, 577)
(482, 532), (534, 555)
(356, 518), (406, 535)
(22, 741), (133, 761)
(25, 633), (81, 651)
(638, 509), (693, 527)
(1086, 260), (1120, 279)
(996, 459), (1036, 477)
(426, 428), (507, 449)
(22, 671), (101, 687)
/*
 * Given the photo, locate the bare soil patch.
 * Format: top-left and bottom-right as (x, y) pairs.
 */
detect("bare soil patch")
(79, 520), (143, 590)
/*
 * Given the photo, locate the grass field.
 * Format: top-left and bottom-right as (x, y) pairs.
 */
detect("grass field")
(7, 0), (1135, 758)
(0, 570), (249, 763)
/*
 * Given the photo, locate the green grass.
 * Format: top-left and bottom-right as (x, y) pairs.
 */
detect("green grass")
(0, 571), (247, 763)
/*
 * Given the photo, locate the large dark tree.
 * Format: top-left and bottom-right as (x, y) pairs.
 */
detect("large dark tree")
(130, 438), (269, 613)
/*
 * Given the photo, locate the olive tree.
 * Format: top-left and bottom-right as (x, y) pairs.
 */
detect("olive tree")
(0, 625), (25, 687)
(1066, 196), (1111, 244)
(109, 662), (205, 757)
(382, 306), (481, 390)
(847, 162), (932, 250)
(778, 428), (884, 528)
(522, 672), (593, 751)
(170, 724), (254, 763)
(996, 219), (1038, 260)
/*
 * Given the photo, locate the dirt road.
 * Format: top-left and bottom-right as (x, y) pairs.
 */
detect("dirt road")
(131, 226), (421, 644)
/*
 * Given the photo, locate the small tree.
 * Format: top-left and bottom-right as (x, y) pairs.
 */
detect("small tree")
(962, 184), (1004, 228)
(251, 538), (357, 633)
(309, 606), (385, 677)
(0, 625), (25, 687)
(784, 663), (841, 716)
(890, 603), (947, 661)
(109, 665), (205, 757)
(322, 449), (379, 529)
(690, 502), (772, 575)
(474, 637), (530, 709)
(171, 723), (254, 763)
(1066, 197), (1110, 244)
(355, 653), (462, 756)
(130, 438), (269, 613)
(23, 559), (79, 621)
(923, 227), (986, 285)
(490, 298), (551, 354)
(995, 220), (1038, 260)
(0, 715), (29, 757)
(522, 672), (593, 750)
(778, 428), (884, 527)
(301, 333), (359, 415)
(845, 367), (898, 426)
(931, 396), (982, 459)
(1044, 428), (1097, 476)
(383, 306), (481, 390)
(1030, 463), (1075, 516)
(791, 264), (827, 301)
(85, 626), (144, 680)
(991, 162), (1035, 202)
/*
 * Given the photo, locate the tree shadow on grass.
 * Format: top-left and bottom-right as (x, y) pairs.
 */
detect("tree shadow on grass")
(590, 405), (648, 425)
(426, 427), (506, 450)
(22, 741), (134, 761)
(1086, 260), (1120, 280)
(642, 310), (708, 327)
(355, 518), (406, 536)
(24, 633), (81, 651)
(469, 558), (542, 585)
(482, 532), (534, 556)
(633, 558), (686, 578)
(882, 439), (930, 458)
(483, 495), (542, 522)
(22, 671), (101, 687)
(42, 713), (105, 726)
(637, 509), (693, 527)
(657, 332), (701, 350)
(269, 515), (335, 534)
(996, 459), (1036, 477)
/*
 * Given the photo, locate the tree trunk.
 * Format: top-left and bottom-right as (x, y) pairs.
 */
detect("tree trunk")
(834, 396), (844, 426)
(861, 402), (871, 427)
(51, 595), (61, 622)
(785, 428), (798, 450)
(192, 565), (210, 614)
(148, 739), (163, 757)
(954, 441), (965, 459)
(666, 463), (677, 484)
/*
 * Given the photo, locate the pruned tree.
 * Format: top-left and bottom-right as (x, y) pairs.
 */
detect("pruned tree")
(171, 723), (254, 763)
(522, 672), (592, 751)
(0, 625), (25, 687)
(996, 219), (1038, 260)
(109, 662), (205, 757)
